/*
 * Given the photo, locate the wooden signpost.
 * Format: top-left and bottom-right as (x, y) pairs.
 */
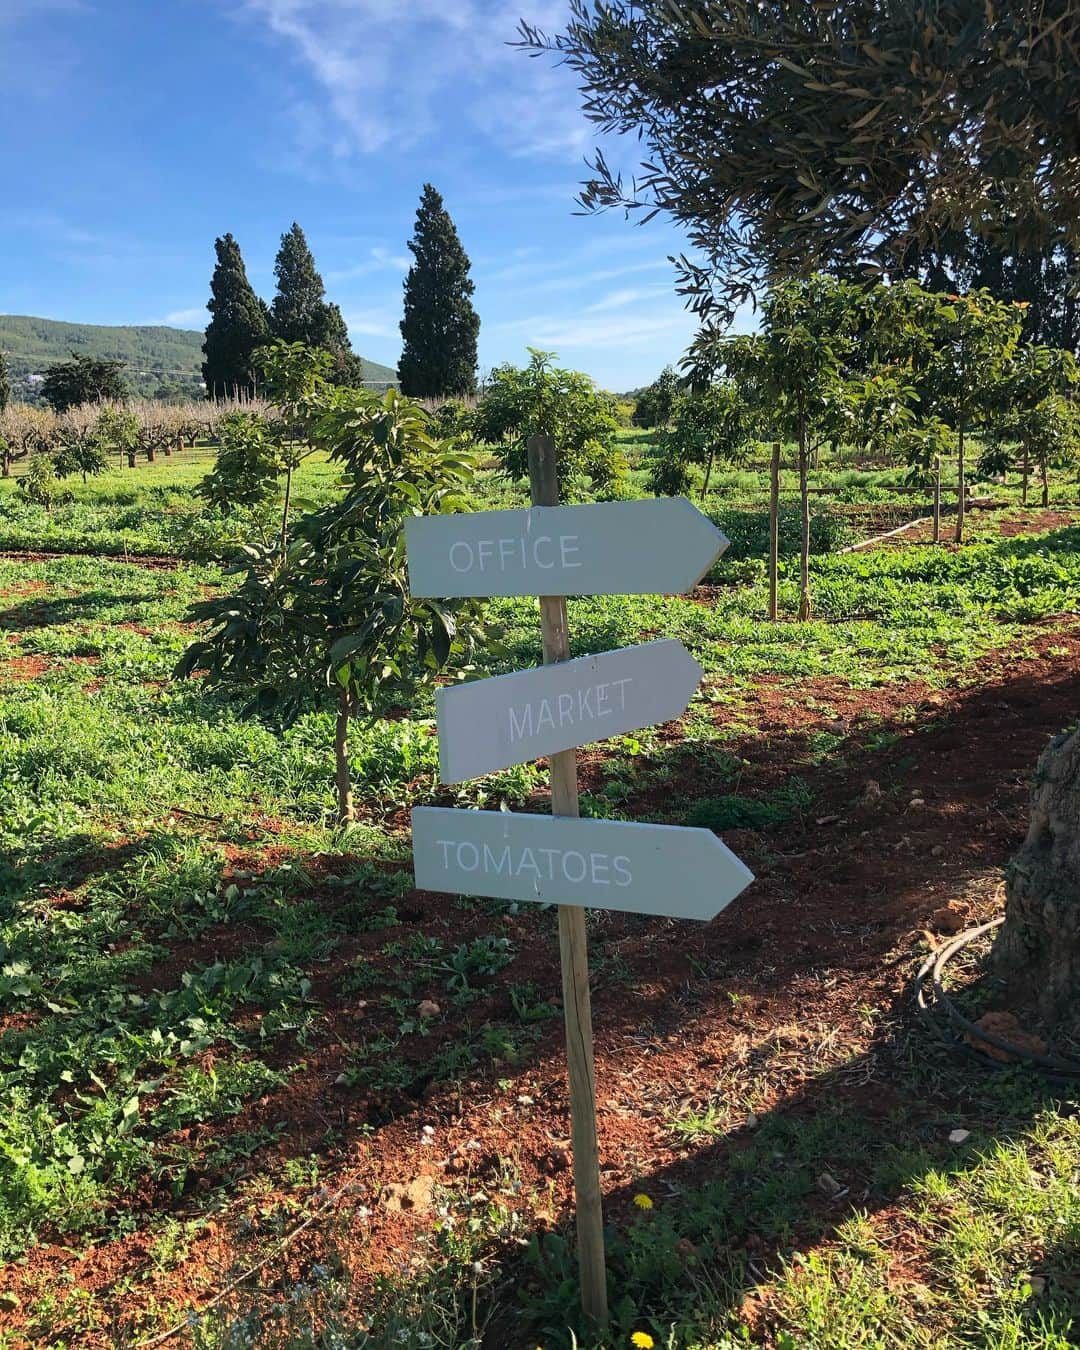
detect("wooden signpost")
(404, 436), (754, 1326)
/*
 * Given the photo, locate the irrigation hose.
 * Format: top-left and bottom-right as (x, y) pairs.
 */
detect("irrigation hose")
(913, 916), (1080, 1077)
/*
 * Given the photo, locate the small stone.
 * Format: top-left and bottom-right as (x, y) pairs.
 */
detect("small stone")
(745, 1111), (759, 1130)
(909, 797), (926, 810)
(418, 999), (441, 1019)
(816, 1172), (844, 1197)
(857, 780), (883, 812)
(334, 1072), (349, 1087)
(948, 1128), (970, 1144)
(517, 1094), (534, 1107)
(0, 1292), (19, 1311)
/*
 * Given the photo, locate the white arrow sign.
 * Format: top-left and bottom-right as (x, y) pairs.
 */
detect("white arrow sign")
(405, 497), (728, 598)
(412, 806), (753, 921)
(436, 638), (702, 784)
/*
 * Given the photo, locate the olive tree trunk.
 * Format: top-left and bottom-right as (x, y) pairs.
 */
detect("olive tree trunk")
(991, 727), (1080, 1029)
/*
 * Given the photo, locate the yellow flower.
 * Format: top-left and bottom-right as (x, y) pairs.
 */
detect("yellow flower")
(631, 1334), (655, 1349)
(632, 1193), (653, 1210)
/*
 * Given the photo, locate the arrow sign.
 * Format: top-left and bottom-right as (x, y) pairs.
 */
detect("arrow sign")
(412, 806), (754, 921)
(436, 638), (702, 783)
(405, 497), (728, 598)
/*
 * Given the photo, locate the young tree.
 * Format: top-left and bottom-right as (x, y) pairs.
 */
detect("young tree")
(202, 233), (270, 400)
(474, 348), (623, 491)
(0, 352), (10, 414)
(176, 383), (483, 823)
(521, 3), (1079, 318)
(632, 367), (680, 429)
(41, 353), (128, 411)
(648, 383), (752, 498)
(198, 411), (282, 512)
(697, 275), (862, 619)
(398, 184), (480, 398)
(912, 290), (1022, 542)
(52, 405), (110, 483)
(94, 404), (140, 469)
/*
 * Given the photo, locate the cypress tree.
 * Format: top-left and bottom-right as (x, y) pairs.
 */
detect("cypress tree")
(0, 352), (10, 413)
(270, 223), (357, 379)
(202, 234), (270, 400)
(398, 184), (480, 398)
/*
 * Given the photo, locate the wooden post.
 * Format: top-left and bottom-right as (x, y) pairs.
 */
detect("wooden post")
(768, 440), (780, 621)
(526, 433), (609, 1328)
(932, 456), (941, 544)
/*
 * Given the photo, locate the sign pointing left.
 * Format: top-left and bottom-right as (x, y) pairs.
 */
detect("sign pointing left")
(436, 638), (702, 783)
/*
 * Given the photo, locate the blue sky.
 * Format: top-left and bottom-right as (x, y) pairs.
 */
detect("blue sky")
(0, 0), (723, 389)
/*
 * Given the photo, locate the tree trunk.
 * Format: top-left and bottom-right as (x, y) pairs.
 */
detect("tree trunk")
(1022, 442), (1030, 505)
(700, 448), (715, 502)
(1041, 455), (1050, 508)
(146, 446), (155, 463)
(991, 727), (1080, 1031)
(280, 464), (293, 551)
(768, 440), (780, 622)
(954, 421), (966, 543)
(335, 687), (355, 824)
(797, 421), (812, 622)
(126, 451), (136, 469)
(2, 450), (9, 478)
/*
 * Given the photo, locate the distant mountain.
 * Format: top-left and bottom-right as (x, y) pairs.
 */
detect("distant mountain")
(0, 314), (398, 401)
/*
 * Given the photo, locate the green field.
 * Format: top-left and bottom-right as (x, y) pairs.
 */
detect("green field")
(1, 445), (1079, 1346)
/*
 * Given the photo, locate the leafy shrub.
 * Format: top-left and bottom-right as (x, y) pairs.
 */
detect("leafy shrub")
(685, 781), (811, 831)
(198, 411), (282, 511)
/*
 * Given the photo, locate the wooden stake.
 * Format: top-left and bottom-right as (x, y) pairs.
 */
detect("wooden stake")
(768, 440), (781, 621)
(527, 433), (609, 1328)
(932, 456), (941, 544)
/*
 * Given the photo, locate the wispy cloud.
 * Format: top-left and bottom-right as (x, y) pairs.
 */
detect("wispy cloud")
(162, 306), (205, 328)
(234, 0), (590, 162)
(326, 246), (410, 283)
(344, 309), (400, 341)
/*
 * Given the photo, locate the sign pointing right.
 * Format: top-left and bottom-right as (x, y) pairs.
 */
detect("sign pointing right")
(412, 806), (754, 921)
(405, 496), (728, 598)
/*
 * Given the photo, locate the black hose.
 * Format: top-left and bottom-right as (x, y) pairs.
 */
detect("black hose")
(913, 917), (1080, 1077)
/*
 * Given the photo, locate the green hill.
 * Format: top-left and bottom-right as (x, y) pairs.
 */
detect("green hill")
(0, 315), (398, 401)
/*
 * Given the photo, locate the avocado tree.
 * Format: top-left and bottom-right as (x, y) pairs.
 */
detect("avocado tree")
(475, 348), (623, 492)
(979, 345), (1079, 504)
(695, 275), (862, 620)
(632, 366), (680, 430)
(197, 410), (282, 512)
(177, 379), (482, 823)
(911, 290), (1022, 541)
(648, 382), (753, 498)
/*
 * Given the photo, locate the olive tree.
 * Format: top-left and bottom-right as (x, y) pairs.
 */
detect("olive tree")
(520, 2), (1080, 318)
(177, 381), (482, 824)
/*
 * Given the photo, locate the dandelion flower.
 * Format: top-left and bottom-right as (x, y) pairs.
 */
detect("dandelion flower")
(632, 1193), (653, 1210)
(631, 1334), (655, 1349)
